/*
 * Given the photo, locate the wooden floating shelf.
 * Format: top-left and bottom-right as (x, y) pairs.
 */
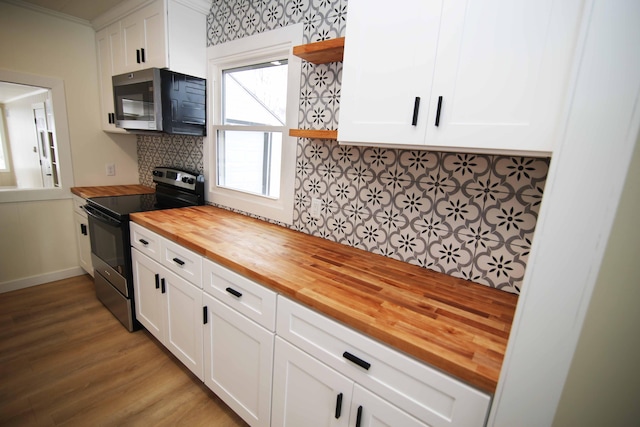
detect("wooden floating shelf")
(289, 129), (338, 140)
(292, 37), (345, 64)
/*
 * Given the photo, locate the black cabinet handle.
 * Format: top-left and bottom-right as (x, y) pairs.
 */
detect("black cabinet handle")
(411, 96), (421, 126)
(173, 257), (185, 266)
(203, 306), (208, 324)
(80, 223), (87, 235)
(355, 405), (363, 427)
(155, 273), (160, 289)
(343, 351), (371, 370)
(161, 278), (166, 294)
(226, 287), (242, 298)
(435, 95), (443, 127)
(141, 48), (146, 62)
(136, 49), (141, 64)
(139, 239), (149, 246)
(335, 393), (343, 419)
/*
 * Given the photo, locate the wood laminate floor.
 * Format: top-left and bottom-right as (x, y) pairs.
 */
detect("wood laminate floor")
(0, 274), (248, 427)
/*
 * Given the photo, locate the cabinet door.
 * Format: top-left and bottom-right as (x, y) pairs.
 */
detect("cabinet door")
(203, 293), (274, 427)
(272, 337), (352, 427)
(132, 248), (165, 341)
(164, 268), (203, 380)
(95, 22), (128, 132)
(425, 0), (583, 154)
(122, 1), (166, 72)
(339, 0), (444, 146)
(73, 212), (93, 276)
(349, 385), (429, 427)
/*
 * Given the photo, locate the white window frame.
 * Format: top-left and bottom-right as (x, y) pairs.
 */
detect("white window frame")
(205, 25), (302, 225)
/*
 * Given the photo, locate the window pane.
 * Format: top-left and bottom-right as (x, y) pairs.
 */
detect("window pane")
(217, 130), (282, 198)
(222, 61), (288, 126)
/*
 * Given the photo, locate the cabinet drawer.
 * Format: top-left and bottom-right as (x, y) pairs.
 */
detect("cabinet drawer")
(161, 238), (202, 288)
(203, 259), (276, 331)
(72, 195), (87, 217)
(276, 296), (490, 427)
(130, 222), (162, 262)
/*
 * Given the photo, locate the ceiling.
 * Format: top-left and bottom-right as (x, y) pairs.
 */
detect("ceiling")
(15, 0), (128, 22)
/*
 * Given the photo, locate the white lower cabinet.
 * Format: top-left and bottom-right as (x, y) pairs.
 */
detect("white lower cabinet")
(350, 384), (429, 427)
(203, 293), (274, 427)
(72, 196), (93, 276)
(132, 248), (204, 380)
(272, 337), (353, 427)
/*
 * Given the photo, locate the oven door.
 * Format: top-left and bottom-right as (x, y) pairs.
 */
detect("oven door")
(84, 204), (130, 297)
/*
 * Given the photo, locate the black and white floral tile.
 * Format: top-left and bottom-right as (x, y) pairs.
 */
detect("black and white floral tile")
(137, 134), (204, 186)
(135, 0), (550, 295)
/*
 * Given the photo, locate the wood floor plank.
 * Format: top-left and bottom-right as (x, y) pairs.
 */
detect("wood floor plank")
(0, 275), (248, 427)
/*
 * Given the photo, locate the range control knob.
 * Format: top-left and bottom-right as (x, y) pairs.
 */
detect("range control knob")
(153, 170), (163, 177)
(187, 178), (195, 184)
(181, 176), (189, 183)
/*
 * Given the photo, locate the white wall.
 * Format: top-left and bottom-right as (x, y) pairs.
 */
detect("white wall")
(552, 134), (640, 426)
(0, 2), (140, 290)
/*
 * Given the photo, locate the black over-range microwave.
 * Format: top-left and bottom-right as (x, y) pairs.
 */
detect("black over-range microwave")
(112, 68), (206, 136)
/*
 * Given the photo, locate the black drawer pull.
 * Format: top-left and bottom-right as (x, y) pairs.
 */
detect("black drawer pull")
(173, 257), (185, 266)
(136, 49), (141, 64)
(203, 306), (208, 324)
(411, 96), (420, 126)
(435, 95), (443, 126)
(226, 287), (242, 298)
(335, 392), (343, 419)
(140, 47), (146, 62)
(343, 351), (371, 370)
(161, 278), (166, 294)
(139, 239), (149, 246)
(155, 273), (160, 289)
(355, 405), (363, 427)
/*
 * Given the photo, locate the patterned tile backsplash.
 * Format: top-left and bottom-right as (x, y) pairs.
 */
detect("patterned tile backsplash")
(137, 0), (550, 295)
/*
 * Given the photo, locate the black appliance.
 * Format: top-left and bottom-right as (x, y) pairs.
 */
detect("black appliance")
(112, 68), (206, 136)
(84, 167), (205, 331)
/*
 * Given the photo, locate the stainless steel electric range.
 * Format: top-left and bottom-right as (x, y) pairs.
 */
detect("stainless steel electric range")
(83, 167), (204, 331)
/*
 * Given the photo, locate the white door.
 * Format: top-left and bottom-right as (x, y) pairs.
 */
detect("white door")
(424, 0), (584, 154)
(122, 1), (166, 71)
(338, 0), (444, 146)
(73, 212), (93, 275)
(203, 293), (274, 427)
(96, 23), (126, 132)
(163, 269), (204, 380)
(271, 337), (353, 427)
(132, 249), (165, 340)
(350, 385), (429, 427)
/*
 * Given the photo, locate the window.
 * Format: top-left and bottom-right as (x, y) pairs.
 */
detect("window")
(207, 25), (302, 225)
(217, 61), (288, 198)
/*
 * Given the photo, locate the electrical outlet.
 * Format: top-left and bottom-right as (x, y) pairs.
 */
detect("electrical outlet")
(310, 198), (322, 218)
(106, 163), (116, 176)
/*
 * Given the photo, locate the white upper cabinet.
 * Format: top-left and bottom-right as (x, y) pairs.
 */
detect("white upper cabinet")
(339, 0), (584, 156)
(94, 0), (208, 132)
(121, 1), (166, 72)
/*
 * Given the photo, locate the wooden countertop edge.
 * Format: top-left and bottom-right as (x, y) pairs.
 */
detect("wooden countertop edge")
(71, 185), (155, 199)
(131, 209), (515, 393)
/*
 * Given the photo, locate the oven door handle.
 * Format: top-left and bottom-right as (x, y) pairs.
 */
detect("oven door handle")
(83, 204), (122, 227)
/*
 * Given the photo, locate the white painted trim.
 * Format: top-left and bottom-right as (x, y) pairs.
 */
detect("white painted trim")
(0, 267), (87, 294)
(91, 0), (155, 30)
(489, 0), (640, 425)
(205, 25), (303, 225)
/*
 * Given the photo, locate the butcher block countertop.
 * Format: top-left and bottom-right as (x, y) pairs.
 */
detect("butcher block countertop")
(131, 205), (518, 393)
(71, 185), (154, 199)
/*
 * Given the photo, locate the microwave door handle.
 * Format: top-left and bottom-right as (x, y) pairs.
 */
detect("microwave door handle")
(83, 205), (122, 228)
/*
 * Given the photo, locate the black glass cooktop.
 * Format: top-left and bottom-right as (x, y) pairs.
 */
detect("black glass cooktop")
(87, 193), (160, 219)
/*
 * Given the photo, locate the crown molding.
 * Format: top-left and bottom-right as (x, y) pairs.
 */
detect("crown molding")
(3, 0), (92, 27)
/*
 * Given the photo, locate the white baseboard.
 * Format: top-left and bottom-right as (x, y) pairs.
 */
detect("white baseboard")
(0, 267), (88, 294)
